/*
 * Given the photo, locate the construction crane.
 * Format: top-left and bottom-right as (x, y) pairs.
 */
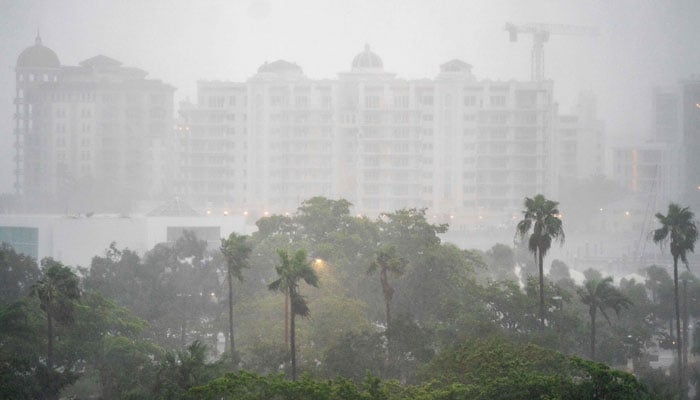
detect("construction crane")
(505, 22), (598, 82)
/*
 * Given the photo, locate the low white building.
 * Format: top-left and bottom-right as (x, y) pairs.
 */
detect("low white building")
(0, 202), (246, 267)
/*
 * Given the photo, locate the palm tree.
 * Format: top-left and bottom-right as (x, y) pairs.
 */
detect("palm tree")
(578, 276), (632, 360)
(220, 232), (251, 367)
(653, 203), (698, 397)
(268, 249), (319, 380)
(367, 245), (408, 331)
(515, 194), (565, 329)
(30, 259), (81, 374)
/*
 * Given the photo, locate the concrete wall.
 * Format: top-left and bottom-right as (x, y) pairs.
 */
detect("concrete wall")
(0, 214), (246, 268)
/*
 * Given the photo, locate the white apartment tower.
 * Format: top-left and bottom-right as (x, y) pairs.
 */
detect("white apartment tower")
(14, 35), (175, 210)
(176, 46), (558, 222)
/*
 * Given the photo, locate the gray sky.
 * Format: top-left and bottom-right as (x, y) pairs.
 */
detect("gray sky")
(1, 0), (699, 194)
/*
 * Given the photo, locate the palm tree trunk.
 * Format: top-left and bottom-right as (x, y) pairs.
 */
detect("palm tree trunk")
(180, 321), (186, 347)
(284, 294), (289, 348)
(673, 255), (684, 398)
(385, 298), (391, 332)
(683, 279), (689, 395)
(228, 269), (235, 368)
(381, 268), (391, 330)
(590, 307), (596, 360)
(290, 292), (297, 381)
(538, 248), (545, 329)
(47, 307), (53, 370)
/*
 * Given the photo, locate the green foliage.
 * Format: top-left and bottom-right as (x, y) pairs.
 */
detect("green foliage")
(377, 208), (447, 259)
(0, 196), (684, 398)
(269, 249), (320, 316)
(653, 203), (698, 265)
(368, 245), (407, 327)
(188, 344), (654, 400)
(548, 259), (571, 283)
(420, 336), (652, 400)
(269, 248), (320, 380)
(515, 194), (565, 329)
(323, 331), (385, 382)
(0, 242), (40, 305)
(154, 340), (226, 399)
(0, 298), (52, 399)
(386, 314), (435, 382)
(652, 203), (698, 395)
(221, 232), (251, 282)
(578, 276), (632, 359)
(483, 243), (516, 282)
(97, 336), (163, 400)
(84, 238), (223, 348)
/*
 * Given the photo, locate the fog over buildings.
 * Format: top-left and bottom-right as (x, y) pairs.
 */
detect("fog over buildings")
(1, 0), (700, 271)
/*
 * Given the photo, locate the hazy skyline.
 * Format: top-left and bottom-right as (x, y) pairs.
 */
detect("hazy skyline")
(2, 0), (699, 194)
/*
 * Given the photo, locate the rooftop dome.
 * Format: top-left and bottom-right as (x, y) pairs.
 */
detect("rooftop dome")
(440, 59), (473, 73)
(351, 44), (383, 71)
(257, 60), (303, 74)
(17, 34), (60, 69)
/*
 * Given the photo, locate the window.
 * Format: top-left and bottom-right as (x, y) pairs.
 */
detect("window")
(394, 113), (409, 124)
(127, 93), (141, 104)
(490, 114), (507, 125)
(365, 113), (381, 124)
(366, 96), (380, 109)
(209, 96), (225, 108)
(464, 96), (476, 107)
(150, 94), (166, 105)
(420, 96), (434, 106)
(490, 96), (506, 107)
(394, 95), (409, 109)
(270, 96), (286, 107)
(295, 96), (308, 108)
(322, 96), (332, 108)
(516, 91), (537, 108)
(393, 128), (410, 139)
(150, 108), (166, 118)
(341, 113), (356, 124)
(516, 113), (538, 125)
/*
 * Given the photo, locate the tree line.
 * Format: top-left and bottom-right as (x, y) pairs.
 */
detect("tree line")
(0, 195), (697, 399)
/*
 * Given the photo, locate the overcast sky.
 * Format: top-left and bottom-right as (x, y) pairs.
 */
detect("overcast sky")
(1, 0), (699, 194)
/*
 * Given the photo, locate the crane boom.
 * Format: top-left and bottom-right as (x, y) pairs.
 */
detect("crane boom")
(505, 22), (598, 81)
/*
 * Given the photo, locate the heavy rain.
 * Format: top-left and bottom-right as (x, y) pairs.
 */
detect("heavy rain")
(1, 1), (699, 398)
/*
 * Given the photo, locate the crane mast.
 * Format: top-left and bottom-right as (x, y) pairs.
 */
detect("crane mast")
(505, 22), (598, 82)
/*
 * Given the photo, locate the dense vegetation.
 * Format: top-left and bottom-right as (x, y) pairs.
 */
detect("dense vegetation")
(0, 196), (697, 399)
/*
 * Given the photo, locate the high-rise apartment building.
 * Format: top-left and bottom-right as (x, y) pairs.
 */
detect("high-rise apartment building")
(652, 87), (680, 142)
(681, 78), (700, 209)
(14, 35), (175, 210)
(555, 93), (605, 185)
(175, 46), (558, 222)
(611, 144), (677, 207)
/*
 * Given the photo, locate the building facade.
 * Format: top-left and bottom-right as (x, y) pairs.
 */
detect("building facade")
(555, 92), (605, 185)
(681, 78), (700, 210)
(14, 35), (175, 210)
(175, 46), (559, 225)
